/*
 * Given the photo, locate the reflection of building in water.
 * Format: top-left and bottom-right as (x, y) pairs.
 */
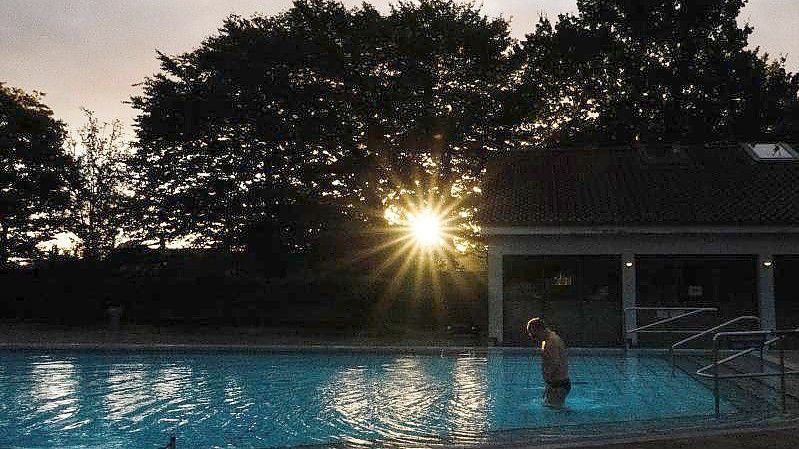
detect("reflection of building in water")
(446, 356), (488, 443)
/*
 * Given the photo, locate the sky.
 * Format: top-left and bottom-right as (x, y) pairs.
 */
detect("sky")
(2, 0), (799, 138)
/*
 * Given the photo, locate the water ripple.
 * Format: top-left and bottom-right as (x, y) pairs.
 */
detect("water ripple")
(0, 350), (741, 448)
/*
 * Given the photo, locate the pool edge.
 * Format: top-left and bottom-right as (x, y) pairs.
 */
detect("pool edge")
(478, 416), (799, 449)
(0, 342), (721, 354)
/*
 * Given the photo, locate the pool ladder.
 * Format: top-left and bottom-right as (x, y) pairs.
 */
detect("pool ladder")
(625, 307), (720, 343)
(625, 307), (799, 417)
(669, 315), (761, 371)
(696, 329), (799, 416)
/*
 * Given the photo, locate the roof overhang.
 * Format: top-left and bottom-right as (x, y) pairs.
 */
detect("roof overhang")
(483, 225), (799, 236)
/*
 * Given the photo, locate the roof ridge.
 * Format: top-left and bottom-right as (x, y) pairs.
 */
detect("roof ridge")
(496, 141), (744, 154)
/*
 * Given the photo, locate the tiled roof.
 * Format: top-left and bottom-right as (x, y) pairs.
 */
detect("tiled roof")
(481, 142), (799, 227)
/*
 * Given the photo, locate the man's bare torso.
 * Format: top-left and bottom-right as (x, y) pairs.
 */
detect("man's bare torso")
(541, 330), (569, 384)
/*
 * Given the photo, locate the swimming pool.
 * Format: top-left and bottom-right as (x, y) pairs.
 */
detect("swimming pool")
(0, 348), (776, 448)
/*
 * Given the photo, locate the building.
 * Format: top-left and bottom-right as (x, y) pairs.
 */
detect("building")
(482, 142), (799, 346)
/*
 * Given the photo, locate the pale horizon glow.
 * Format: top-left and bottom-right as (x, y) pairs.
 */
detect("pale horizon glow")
(1, 0), (797, 135)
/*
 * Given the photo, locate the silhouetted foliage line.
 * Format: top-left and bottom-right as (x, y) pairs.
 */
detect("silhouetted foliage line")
(127, 0), (511, 257)
(0, 250), (486, 332)
(3, 0), (799, 271)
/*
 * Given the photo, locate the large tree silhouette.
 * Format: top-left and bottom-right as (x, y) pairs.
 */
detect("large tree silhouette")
(511, 0), (799, 145)
(128, 0), (513, 255)
(0, 83), (74, 266)
(128, 0), (799, 258)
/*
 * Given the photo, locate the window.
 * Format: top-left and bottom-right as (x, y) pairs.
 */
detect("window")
(745, 142), (799, 161)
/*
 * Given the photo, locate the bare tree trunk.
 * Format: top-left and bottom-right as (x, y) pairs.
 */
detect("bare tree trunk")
(222, 204), (234, 253)
(364, 122), (386, 211)
(85, 196), (98, 260)
(222, 226), (234, 253)
(0, 221), (8, 268)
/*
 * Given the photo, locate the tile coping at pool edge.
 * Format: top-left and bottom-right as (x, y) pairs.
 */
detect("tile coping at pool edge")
(0, 342), (748, 354)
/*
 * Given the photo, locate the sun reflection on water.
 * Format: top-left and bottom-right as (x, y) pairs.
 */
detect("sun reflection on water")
(327, 365), (371, 432)
(379, 356), (438, 442)
(30, 358), (79, 423)
(323, 355), (490, 446)
(105, 364), (149, 424)
(153, 364), (192, 398)
(223, 376), (250, 414)
(447, 356), (489, 442)
(1, 351), (743, 448)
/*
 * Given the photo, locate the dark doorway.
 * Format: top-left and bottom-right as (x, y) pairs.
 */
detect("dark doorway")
(636, 255), (757, 315)
(635, 255), (758, 346)
(776, 255), (799, 330)
(502, 255), (622, 347)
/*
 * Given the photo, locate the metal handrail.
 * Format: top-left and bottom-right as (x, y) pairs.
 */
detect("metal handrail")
(696, 329), (799, 417)
(670, 315), (761, 370)
(696, 332), (782, 378)
(625, 307), (718, 336)
(696, 344), (767, 377)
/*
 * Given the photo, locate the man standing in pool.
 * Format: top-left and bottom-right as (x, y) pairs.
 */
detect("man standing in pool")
(526, 317), (571, 408)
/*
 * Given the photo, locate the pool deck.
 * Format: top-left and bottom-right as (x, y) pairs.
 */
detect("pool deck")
(545, 423), (799, 449)
(0, 322), (486, 348)
(4, 323), (799, 359)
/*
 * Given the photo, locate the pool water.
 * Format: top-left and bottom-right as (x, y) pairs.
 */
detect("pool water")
(0, 349), (745, 448)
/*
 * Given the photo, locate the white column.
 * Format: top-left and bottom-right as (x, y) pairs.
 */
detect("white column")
(758, 254), (776, 331)
(487, 244), (504, 345)
(622, 253), (637, 346)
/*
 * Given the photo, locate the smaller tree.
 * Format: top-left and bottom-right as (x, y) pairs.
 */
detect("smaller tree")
(68, 109), (129, 260)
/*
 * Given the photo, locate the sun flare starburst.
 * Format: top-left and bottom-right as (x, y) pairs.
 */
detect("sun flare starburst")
(363, 186), (482, 331)
(410, 209), (443, 247)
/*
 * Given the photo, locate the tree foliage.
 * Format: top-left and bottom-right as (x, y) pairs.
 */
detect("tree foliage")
(129, 0), (513, 256)
(511, 0), (799, 145)
(127, 0), (799, 262)
(0, 83), (74, 266)
(68, 109), (129, 260)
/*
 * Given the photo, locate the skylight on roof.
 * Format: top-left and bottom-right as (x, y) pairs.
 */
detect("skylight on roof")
(746, 143), (799, 161)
